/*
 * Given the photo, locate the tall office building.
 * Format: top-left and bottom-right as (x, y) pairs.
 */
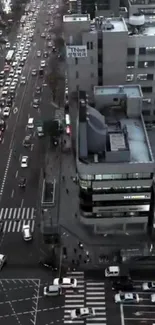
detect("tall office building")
(63, 13), (155, 122)
(76, 85), (155, 238)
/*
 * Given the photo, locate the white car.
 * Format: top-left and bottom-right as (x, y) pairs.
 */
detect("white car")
(12, 61), (18, 67)
(2, 87), (8, 96)
(43, 285), (62, 296)
(31, 69), (37, 76)
(21, 156), (29, 168)
(6, 42), (10, 48)
(22, 225), (32, 241)
(114, 293), (139, 304)
(0, 254), (7, 270)
(40, 60), (46, 67)
(53, 277), (77, 288)
(5, 78), (12, 86)
(71, 307), (95, 320)
(142, 282), (155, 291)
(20, 76), (26, 85)
(16, 68), (22, 75)
(151, 294), (155, 303)
(3, 107), (10, 117)
(37, 50), (41, 57)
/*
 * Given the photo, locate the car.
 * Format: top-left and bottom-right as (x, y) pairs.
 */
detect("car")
(0, 80), (4, 87)
(43, 51), (48, 58)
(142, 282), (155, 291)
(4, 65), (10, 72)
(22, 224), (32, 241)
(0, 119), (6, 131)
(3, 107), (10, 117)
(41, 33), (45, 37)
(21, 156), (29, 168)
(16, 68), (22, 75)
(43, 285), (62, 296)
(71, 307), (95, 320)
(31, 69), (37, 76)
(9, 71), (14, 78)
(35, 86), (41, 94)
(6, 42), (10, 48)
(47, 42), (52, 48)
(112, 280), (134, 292)
(0, 254), (6, 270)
(6, 97), (13, 107)
(40, 60), (46, 67)
(20, 76), (26, 85)
(18, 177), (26, 188)
(23, 134), (31, 147)
(12, 61), (18, 67)
(53, 277), (77, 288)
(33, 98), (39, 108)
(5, 78), (12, 86)
(37, 50), (41, 57)
(114, 292), (139, 304)
(151, 294), (155, 303)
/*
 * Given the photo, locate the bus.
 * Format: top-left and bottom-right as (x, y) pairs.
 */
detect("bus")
(5, 50), (14, 63)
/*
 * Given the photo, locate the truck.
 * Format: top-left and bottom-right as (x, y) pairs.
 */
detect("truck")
(36, 121), (44, 137)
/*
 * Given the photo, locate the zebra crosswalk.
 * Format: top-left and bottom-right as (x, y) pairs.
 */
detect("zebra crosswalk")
(64, 271), (107, 325)
(0, 208), (35, 233)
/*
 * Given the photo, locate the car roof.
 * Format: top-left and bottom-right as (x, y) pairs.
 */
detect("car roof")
(28, 117), (34, 123)
(109, 266), (120, 272)
(23, 225), (30, 230)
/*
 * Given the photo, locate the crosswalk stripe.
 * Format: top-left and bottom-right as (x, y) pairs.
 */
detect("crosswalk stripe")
(86, 292), (105, 296)
(65, 295), (84, 298)
(65, 304), (84, 308)
(0, 208), (36, 232)
(86, 302), (106, 305)
(86, 297), (105, 300)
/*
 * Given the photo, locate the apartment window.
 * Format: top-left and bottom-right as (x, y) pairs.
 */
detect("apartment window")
(138, 61), (155, 68)
(90, 56), (94, 64)
(137, 73), (154, 80)
(90, 42), (93, 50)
(90, 72), (94, 78)
(75, 58), (78, 65)
(126, 74), (134, 81)
(146, 47), (155, 54)
(139, 47), (146, 55)
(127, 61), (135, 68)
(76, 71), (79, 78)
(87, 42), (89, 50)
(127, 48), (135, 55)
(142, 86), (152, 93)
(143, 110), (150, 116)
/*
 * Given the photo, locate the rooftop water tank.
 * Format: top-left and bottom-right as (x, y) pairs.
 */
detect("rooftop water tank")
(129, 13), (145, 27)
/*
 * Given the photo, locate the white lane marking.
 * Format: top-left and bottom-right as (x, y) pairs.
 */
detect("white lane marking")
(11, 189), (14, 198)
(0, 150), (12, 197)
(21, 199), (24, 208)
(15, 170), (18, 178)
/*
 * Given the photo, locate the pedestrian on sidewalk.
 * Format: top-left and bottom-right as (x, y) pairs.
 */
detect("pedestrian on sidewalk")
(66, 188), (69, 194)
(78, 241), (83, 249)
(75, 213), (77, 218)
(79, 254), (82, 260)
(62, 175), (65, 181)
(74, 248), (77, 254)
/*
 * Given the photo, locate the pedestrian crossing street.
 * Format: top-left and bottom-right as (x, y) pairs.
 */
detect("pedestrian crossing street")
(64, 271), (106, 325)
(0, 208), (35, 233)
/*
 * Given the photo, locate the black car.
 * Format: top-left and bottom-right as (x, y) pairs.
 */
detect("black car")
(39, 68), (44, 77)
(0, 119), (6, 131)
(112, 279), (134, 292)
(23, 134), (31, 147)
(6, 97), (12, 107)
(18, 177), (26, 188)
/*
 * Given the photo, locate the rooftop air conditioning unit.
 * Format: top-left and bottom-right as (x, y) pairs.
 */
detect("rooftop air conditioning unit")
(104, 19), (114, 30)
(129, 13), (145, 27)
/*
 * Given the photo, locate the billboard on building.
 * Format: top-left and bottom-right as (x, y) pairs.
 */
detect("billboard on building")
(66, 45), (87, 58)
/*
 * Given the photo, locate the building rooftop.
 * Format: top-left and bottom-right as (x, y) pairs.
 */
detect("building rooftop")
(63, 14), (90, 22)
(129, 0), (155, 5)
(94, 85), (142, 98)
(78, 86), (154, 165)
(90, 17), (128, 32)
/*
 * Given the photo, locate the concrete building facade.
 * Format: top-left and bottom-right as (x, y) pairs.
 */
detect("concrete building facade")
(63, 13), (155, 122)
(76, 85), (155, 236)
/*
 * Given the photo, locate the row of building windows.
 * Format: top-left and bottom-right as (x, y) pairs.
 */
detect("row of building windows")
(130, 0), (155, 4)
(126, 73), (154, 81)
(128, 47), (155, 55)
(127, 61), (155, 68)
(79, 173), (152, 180)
